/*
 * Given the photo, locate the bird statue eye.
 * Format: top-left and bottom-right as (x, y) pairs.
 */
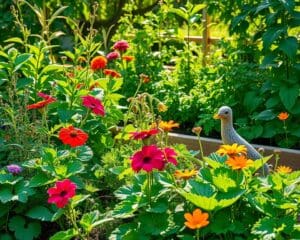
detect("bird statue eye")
(224, 111), (229, 114)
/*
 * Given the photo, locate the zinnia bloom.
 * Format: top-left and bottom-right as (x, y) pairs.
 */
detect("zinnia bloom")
(184, 209), (209, 230)
(130, 145), (165, 172)
(130, 129), (159, 140)
(174, 169), (198, 180)
(276, 165), (292, 174)
(157, 102), (168, 112)
(113, 40), (129, 52)
(217, 143), (247, 157)
(103, 69), (121, 78)
(277, 112), (289, 121)
(122, 55), (134, 61)
(47, 179), (76, 208)
(226, 155), (254, 170)
(7, 164), (22, 174)
(163, 147), (178, 165)
(106, 51), (120, 60)
(26, 92), (56, 110)
(59, 126), (88, 148)
(158, 120), (179, 132)
(90, 56), (107, 70)
(82, 95), (105, 116)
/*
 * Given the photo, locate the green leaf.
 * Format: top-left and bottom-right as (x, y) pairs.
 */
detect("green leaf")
(0, 186), (13, 203)
(203, 157), (222, 169)
(29, 173), (53, 187)
(262, 27), (287, 49)
(40, 64), (65, 75)
(279, 37), (298, 59)
(8, 216), (41, 240)
(4, 37), (24, 44)
(13, 53), (32, 72)
(0, 233), (13, 240)
(253, 110), (276, 121)
(70, 194), (90, 208)
(279, 85), (299, 110)
(14, 181), (35, 203)
(0, 174), (22, 185)
(243, 91), (263, 112)
(26, 206), (53, 221)
(251, 155), (272, 173)
(80, 210), (100, 233)
(191, 4), (206, 15)
(188, 180), (215, 197)
(139, 212), (170, 235)
(76, 145), (93, 161)
(67, 161), (84, 175)
(49, 229), (78, 240)
(16, 77), (34, 89)
(169, 8), (188, 22)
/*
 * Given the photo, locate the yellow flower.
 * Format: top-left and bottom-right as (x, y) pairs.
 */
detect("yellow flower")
(277, 112), (289, 121)
(174, 169), (198, 180)
(276, 165), (292, 174)
(184, 209), (209, 230)
(157, 102), (168, 112)
(217, 143), (247, 157)
(158, 120), (179, 132)
(226, 155), (254, 170)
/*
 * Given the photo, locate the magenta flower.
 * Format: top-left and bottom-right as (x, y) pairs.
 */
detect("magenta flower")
(7, 164), (22, 174)
(130, 129), (159, 140)
(82, 95), (105, 116)
(163, 147), (178, 166)
(47, 179), (76, 208)
(113, 40), (129, 52)
(106, 51), (120, 60)
(130, 145), (165, 172)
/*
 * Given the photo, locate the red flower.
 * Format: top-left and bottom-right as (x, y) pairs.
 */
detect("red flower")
(163, 147), (178, 165)
(130, 145), (165, 172)
(106, 51), (120, 60)
(90, 56), (107, 70)
(59, 126), (88, 147)
(113, 40), (129, 52)
(122, 55), (135, 62)
(103, 69), (121, 78)
(26, 92), (56, 110)
(130, 129), (159, 140)
(82, 95), (105, 116)
(47, 179), (76, 208)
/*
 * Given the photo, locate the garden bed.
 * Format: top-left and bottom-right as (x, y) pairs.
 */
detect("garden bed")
(169, 132), (300, 170)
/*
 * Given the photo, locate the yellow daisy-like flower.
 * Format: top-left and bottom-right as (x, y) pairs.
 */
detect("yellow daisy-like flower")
(158, 120), (179, 132)
(226, 155), (254, 170)
(276, 165), (292, 174)
(174, 169), (198, 180)
(217, 143), (247, 157)
(157, 102), (168, 112)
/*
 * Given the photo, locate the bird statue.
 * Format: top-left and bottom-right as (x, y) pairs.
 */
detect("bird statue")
(214, 106), (269, 175)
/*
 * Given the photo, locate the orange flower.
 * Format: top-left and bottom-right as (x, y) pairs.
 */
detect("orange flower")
(157, 102), (168, 112)
(158, 120), (179, 132)
(184, 209), (209, 230)
(59, 126), (88, 148)
(192, 127), (202, 135)
(26, 92), (56, 110)
(103, 69), (121, 78)
(90, 56), (107, 71)
(276, 165), (292, 174)
(277, 112), (289, 121)
(139, 73), (150, 83)
(122, 55), (135, 61)
(226, 155), (254, 170)
(217, 143), (247, 157)
(174, 169), (198, 180)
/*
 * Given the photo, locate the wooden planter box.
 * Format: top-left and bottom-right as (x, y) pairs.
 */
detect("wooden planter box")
(168, 133), (300, 170)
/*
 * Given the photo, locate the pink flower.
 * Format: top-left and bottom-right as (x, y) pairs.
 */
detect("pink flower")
(163, 147), (178, 165)
(106, 51), (120, 60)
(130, 145), (165, 172)
(82, 95), (105, 116)
(113, 40), (129, 52)
(130, 129), (159, 140)
(47, 179), (76, 208)
(38, 92), (56, 101)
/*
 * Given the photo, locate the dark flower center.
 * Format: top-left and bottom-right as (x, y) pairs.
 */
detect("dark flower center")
(60, 190), (68, 197)
(143, 157), (151, 163)
(70, 130), (78, 138)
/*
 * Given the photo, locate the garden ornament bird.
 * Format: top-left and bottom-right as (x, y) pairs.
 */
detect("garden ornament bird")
(214, 106), (269, 175)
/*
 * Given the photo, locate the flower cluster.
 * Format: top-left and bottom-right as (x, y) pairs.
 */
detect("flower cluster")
(130, 145), (177, 172)
(217, 143), (253, 170)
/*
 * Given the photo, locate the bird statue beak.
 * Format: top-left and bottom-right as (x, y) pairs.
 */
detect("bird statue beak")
(213, 113), (221, 119)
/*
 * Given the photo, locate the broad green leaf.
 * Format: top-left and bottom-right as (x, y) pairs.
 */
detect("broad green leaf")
(279, 37), (298, 59)
(8, 216), (41, 240)
(67, 161), (84, 175)
(279, 85), (299, 110)
(262, 27), (287, 49)
(203, 157), (222, 169)
(251, 155), (272, 173)
(191, 4), (206, 16)
(253, 110), (276, 121)
(70, 194), (90, 208)
(139, 212), (169, 235)
(80, 210), (100, 233)
(16, 77), (34, 89)
(29, 173), (53, 187)
(49, 229), (78, 240)
(40, 64), (65, 74)
(0, 174), (22, 185)
(169, 8), (188, 22)
(243, 91), (262, 112)
(188, 180), (215, 197)
(76, 145), (93, 161)
(0, 186), (13, 203)
(13, 53), (32, 72)
(14, 181), (35, 203)
(26, 206), (53, 221)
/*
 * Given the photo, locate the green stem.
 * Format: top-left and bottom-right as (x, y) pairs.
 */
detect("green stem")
(283, 121), (288, 146)
(196, 229), (200, 240)
(147, 172), (152, 206)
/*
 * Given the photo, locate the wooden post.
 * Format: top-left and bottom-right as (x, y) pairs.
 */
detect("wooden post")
(202, 8), (210, 66)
